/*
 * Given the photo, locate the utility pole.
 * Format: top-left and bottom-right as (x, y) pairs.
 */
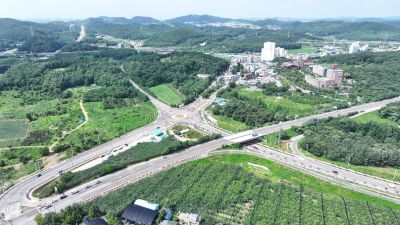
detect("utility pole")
(277, 121), (283, 145)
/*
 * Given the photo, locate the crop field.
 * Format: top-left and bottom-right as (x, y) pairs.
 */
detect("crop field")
(149, 84), (184, 106)
(90, 154), (400, 225)
(0, 119), (28, 140)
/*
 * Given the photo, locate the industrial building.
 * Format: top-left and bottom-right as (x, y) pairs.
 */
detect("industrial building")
(121, 199), (160, 225)
(305, 64), (343, 88)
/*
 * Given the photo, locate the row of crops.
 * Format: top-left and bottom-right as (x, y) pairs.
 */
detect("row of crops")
(90, 159), (400, 225)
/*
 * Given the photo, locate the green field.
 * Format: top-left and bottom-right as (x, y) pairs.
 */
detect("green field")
(0, 119), (28, 140)
(86, 154), (400, 225)
(262, 129), (299, 153)
(149, 84), (184, 106)
(57, 101), (157, 157)
(288, 44), (318, 54)
(212, 114), (248, 133)
(239, 90), (313, 114)
(171, 124), (205, 139)
(354, 111), (399, 126)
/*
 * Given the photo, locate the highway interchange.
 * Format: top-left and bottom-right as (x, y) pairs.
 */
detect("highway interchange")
(1, 76), (400, 225)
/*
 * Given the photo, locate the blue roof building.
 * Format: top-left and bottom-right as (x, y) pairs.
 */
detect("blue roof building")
(214, 98), (226, 106)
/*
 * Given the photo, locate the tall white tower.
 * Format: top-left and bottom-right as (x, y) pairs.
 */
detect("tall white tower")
(261, 42), (276, 61)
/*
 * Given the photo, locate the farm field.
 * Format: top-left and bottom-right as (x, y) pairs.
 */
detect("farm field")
(149, 83), (184, 106)
(88, 154), (400, 225)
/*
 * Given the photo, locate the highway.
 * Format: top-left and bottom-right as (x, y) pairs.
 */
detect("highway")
(1, 76), (400, 224)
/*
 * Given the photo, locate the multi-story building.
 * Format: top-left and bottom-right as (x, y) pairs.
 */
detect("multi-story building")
(261, 42), (276, 61)
(275, 47), (288, 58)
(306, 64), (343, 88)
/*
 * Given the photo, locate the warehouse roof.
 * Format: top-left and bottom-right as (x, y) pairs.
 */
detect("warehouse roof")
(121, 204), (158, 225)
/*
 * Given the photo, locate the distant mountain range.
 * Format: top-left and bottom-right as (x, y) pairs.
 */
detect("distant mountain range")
(16, 14), (400, 25)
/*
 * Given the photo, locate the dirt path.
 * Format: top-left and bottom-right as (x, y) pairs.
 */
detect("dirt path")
(49, 100), (89, 152)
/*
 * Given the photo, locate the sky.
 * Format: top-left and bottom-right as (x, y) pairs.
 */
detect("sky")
(1, 0), (399, 20)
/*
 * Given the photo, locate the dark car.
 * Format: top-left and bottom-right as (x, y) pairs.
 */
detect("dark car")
(60, 194), (68, 200)
(85, 185), (92, 189)
(37, 173), (42, 177)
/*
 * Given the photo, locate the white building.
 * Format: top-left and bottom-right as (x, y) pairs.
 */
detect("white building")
(134, 199), (160, 211)
(275, 47), (288, 58)
(261, 42), (276, 61)
(349, 42), (360, 54)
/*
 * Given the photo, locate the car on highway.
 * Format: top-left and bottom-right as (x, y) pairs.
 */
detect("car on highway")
(60, 194), (68, 200)
(252, 133), (259, 137)
(332, 170), (339, 175)
(44, 204), (52, 209)
(95, 180), (101, 185)
(85, 185), (92, 189)
(37, 173), (42, 177)
(71, 190), (80, 195)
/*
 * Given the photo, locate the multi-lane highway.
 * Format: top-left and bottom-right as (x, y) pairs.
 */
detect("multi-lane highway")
(1, 78), (400, 224)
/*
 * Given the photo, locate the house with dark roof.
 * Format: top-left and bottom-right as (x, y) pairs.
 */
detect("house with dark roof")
(121, 204), (158, 225)
(83, 216), (109, 225)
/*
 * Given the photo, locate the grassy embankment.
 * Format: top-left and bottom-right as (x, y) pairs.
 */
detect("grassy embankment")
(149, 83), (184, 106)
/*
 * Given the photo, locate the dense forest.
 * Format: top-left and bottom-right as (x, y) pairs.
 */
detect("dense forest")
(318, 51), (400, 102)
(301, 117), (400, 167)
(0, 50), (146, 104)
(123, 52), (229, 104)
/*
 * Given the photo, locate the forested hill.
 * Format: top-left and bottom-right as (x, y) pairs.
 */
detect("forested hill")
(123, 51), (229, 104)
(0, 18), (79, 52)
(0, 49), (146, 104)
(317, 51), (400, 102)
(301, 117), (400, 167)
